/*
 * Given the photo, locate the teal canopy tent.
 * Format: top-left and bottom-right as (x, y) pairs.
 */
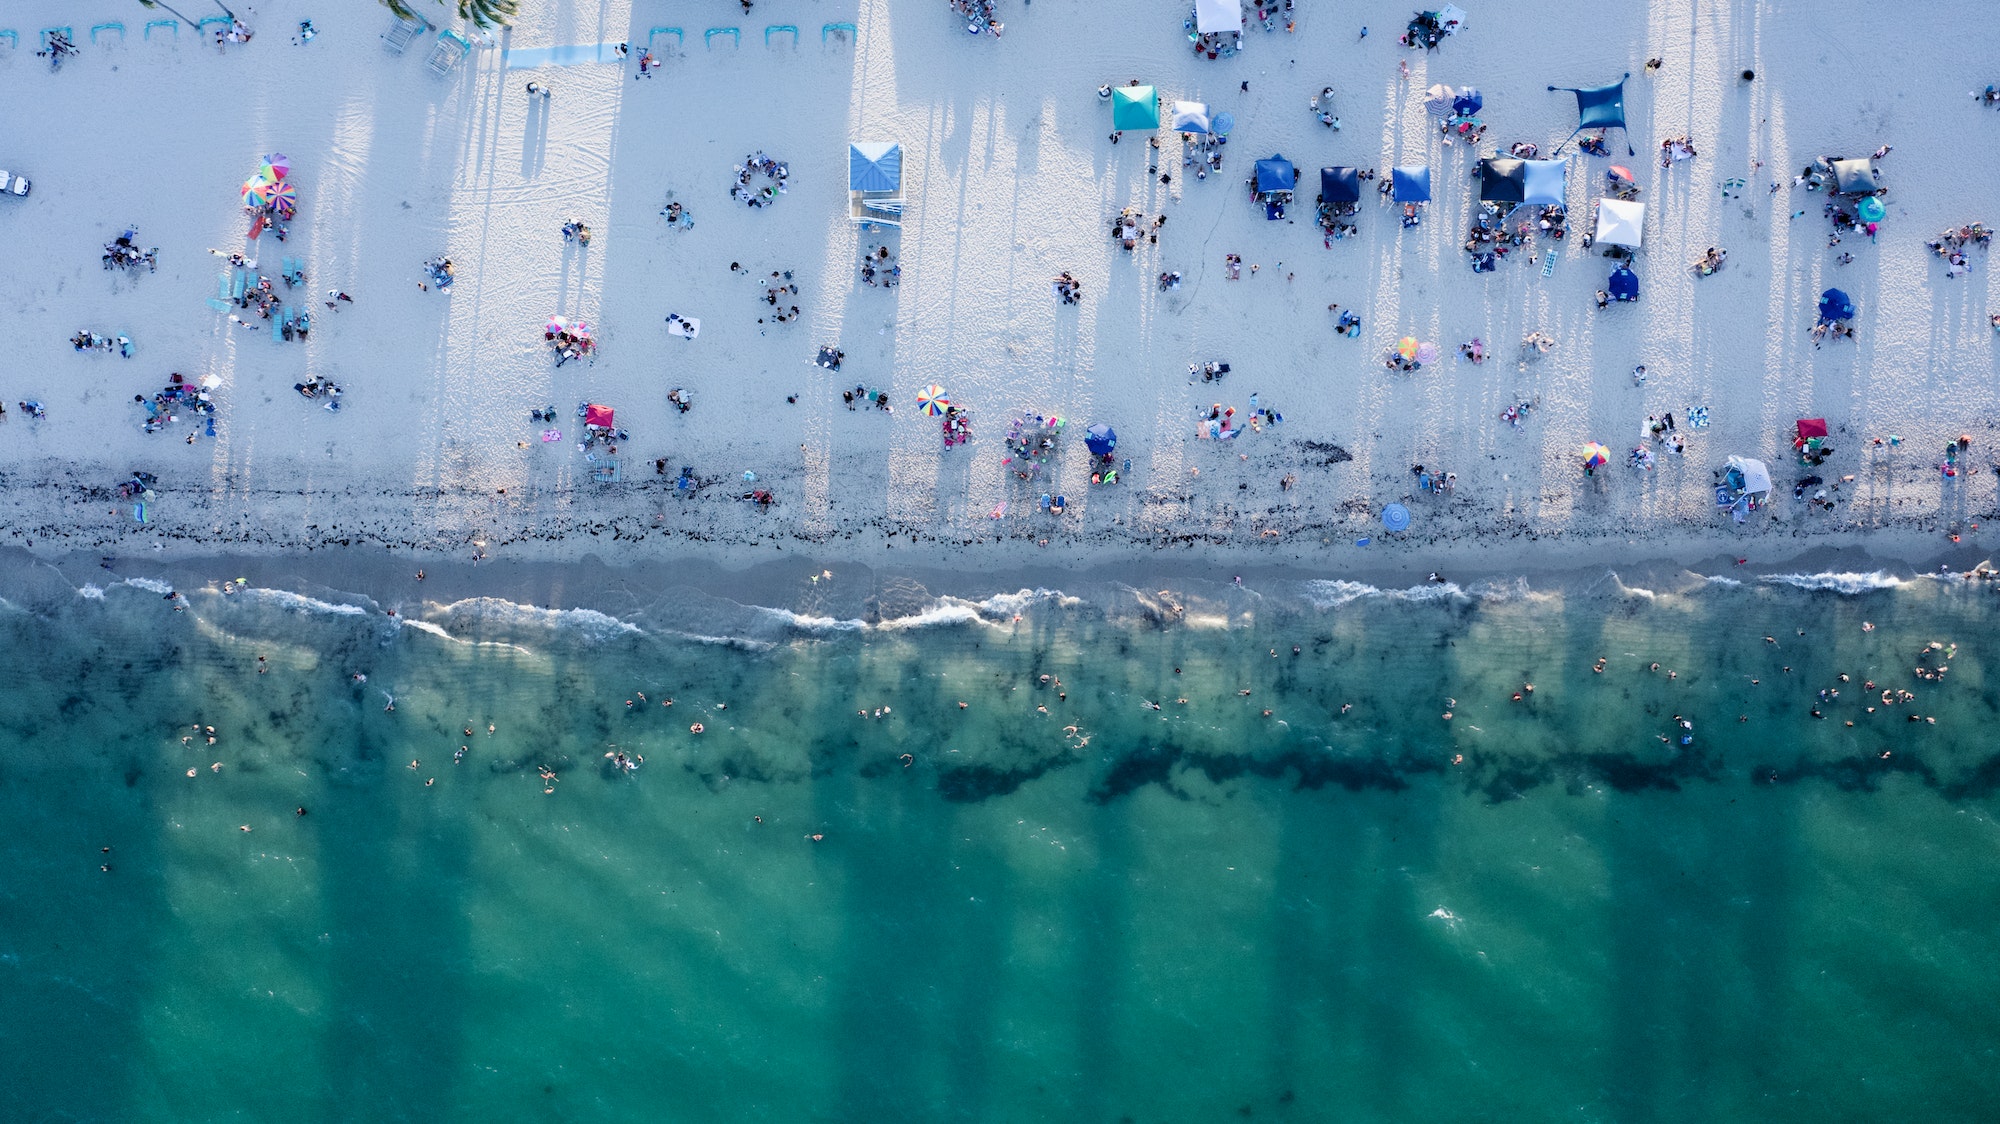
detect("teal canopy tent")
(1547, 74), (1633, 156)
(1111, 85), (1159, 131)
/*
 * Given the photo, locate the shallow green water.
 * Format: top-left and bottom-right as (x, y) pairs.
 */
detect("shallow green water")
(4, 567), (1998, 1122)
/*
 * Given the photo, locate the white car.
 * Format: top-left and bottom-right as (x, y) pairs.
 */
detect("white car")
(0, 171), (29, 197)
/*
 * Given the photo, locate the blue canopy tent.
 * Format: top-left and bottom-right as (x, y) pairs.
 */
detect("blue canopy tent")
(1547, 73), (1634, 156)
(1084, 424), (1118, 456)
(1391, 165), (1432, 203)
(1319, 166), (1361, 202)
(1254, 155), (1297, 194)
(1478, 157), (1526, 203)
(1607, 264), (1639, 302)
(1522, 158), (1568, 207)
(1818, 288), (1855, 323)
(848, 141), (905, 226)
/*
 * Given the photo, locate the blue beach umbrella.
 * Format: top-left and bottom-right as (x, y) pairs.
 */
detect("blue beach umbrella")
(1211, 111), (1235, 136)
(1084, 423), (1118, 456)
(1452, 88), (1483, 116)
(1818, 288), (1855, 323)
(1381, 503), (1411, 532)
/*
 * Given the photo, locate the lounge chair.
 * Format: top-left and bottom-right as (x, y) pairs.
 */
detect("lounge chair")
(90, 22), (123, 44)
(823, 21), (858, 43)
(705, 27), (739, 48)
(765, 24), (797, 46)
(196, 16), (230, 44)
(143, 20), (176, 40)
(0, 30), (16, 49)
(382, 13), (428, 55)
(648, 26), (682, 50)
(427, 29), (470, 76)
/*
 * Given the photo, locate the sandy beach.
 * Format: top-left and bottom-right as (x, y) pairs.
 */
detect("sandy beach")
(2, 0), (1996, 580)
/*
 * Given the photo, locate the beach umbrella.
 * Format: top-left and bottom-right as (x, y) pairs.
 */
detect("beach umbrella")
(1084, 423), (1118, 456)
(1110, 85), (1159, 132)
(1607, 164), (1636, 184)
(1856, 195), (1885, 223)
(1818, 288), (1855, 322)
(1452, 88), (1484, 116)
(1397, 336), (1419, 360)
(1170, 101), (1211, 135)
(1211, 111), (1235, 137)
(266, 180), (298, 214)
(916, 384), (949, 416)
(1580, 442), (1611, 469)
(1424, 84), (1456, 117)
(1415, 342), (1440, 365)
(241, 175), (277, 207)
(1381, 503), (1411, 532)
(546, 316), (569, 334)
(260, 152), (291, 179)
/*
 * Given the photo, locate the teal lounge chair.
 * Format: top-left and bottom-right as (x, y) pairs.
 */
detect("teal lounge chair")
(822, 22), (858, 43)
(705, 27), (739, 48)
(765, 24), (797, 46)
(648, 26), (682, 50)
(144, 20), (176, 40)
(90, 22), (123, 44)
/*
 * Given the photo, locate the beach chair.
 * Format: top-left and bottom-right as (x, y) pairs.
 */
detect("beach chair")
(382, 13), (428, 54)
(705, 27), (739, 49)
(823, 21), (858, 43)
(427, 29), (471, 76)
(90, 22), (124, 44)
(197, 16), (231, 44)
(271, 311), (284, 344)
(765, 24), (798, 46)
(229, 269), (246, 302)
(648, 26), (682, 50)
(0, 30), (15, 49)
(144, 20), (176, 40)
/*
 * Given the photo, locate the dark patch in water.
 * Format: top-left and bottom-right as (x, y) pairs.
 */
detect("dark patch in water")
(937, 750), (1074, 802)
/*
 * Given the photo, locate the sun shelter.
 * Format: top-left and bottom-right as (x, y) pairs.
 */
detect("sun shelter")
(1195, 0), (1243, 35)
(1319, 166), (1361, 202)
(1796, 417), (1829, 442)
(1084, 424), (1118, 456)
(584, 404), (615, 428)
(1818, 288), (1855, 323)
(1478, 158), (1526, 203)
(848, 141), (905, 226)
(1830, 158), (1879, 196)
(1254, 155), (1297, 195)
(1607, 264), (1639, 301)
(1548, 74), (1634, 155)
(1392, 165), (1432, 203)
(1594, 198), (1645, 248)
(1111, 85), (1159, 131)
(1522, 158), (1567, 206)
(1726, 456), (1772, 496)
(1170, 101), (1212, 134)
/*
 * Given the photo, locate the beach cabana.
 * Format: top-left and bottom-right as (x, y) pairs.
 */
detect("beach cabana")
(1392, 165), (1432, 202)
(1830, 158), (1879, 196)
(1548, 74), (1634, 155)
(848, 141), (905, 227)
(1478, 158), (1526, 203)
(1195, 0), (1243, 35)
(1522, 158), (1567, 206)
(1111, 85), (1159, 131)
(1170, 101), (1211, 134)
(1594, 198), (1644, 248)
(1818, 288), (1855, 323)
(1319, 166), (1361, 202)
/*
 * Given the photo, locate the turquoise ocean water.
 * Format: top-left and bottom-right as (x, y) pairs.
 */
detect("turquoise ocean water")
(4, 564), (1998, 1122)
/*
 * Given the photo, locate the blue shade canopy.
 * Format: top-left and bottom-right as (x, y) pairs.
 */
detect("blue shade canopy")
(1479, 157), (1526, 202)
(1319, 166), (1361, 202)
(1254, 155), (1297, 193)
(1818, 288), (1855, 322)
(1830, 158), (1878, 195)
(849, 142), (902, 192)
(1452, 88), (1483, 115)
(1391, 165), (1432, 202)
(1170, 101), (1211, 134)
(1381, 504), (1410, 532)
(1548, 74), (1633, 155)
(1084, 424), (1118, 456)
(1522, 158), (1567, 206)
(1608, 265), (1639, 300)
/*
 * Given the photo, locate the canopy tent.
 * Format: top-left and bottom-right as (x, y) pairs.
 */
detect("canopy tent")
(1195, 0), (1242, 34)
(1726, 455), (1772, 496)
(1319, 166), (1361, 202)
(1084, 424), (1118, 456)
(1170, 101), (1211, 134)
(1254, 155), (1297, 194)
(1111, 85), (1159, 131)
(1391, 165), (1432, 203)
(1478, 158), (1526, 203)
(1607, 265), (1639, 301)
(848, 141), (905, 226)
(1522, 158), (1567, 206)
(1796, 417), (1829, 442)
(584, 404), (615, 428)
(1818, 288), (1855, 322)
(1829, 158), (1879, 196)
(1548, 73), (1634, 156)
(1594, 198), (1645, 248)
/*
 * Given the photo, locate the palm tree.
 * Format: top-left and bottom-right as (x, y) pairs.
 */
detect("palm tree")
(380, 0), (519, 30)
(136, 0), (198, 25)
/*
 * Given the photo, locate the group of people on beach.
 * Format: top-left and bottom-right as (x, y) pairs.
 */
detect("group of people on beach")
(102, 229), (158, 275)
(858, 245), (900, 288)
(1927, 224), (1991, 278)
(730, 152), (789, 208)
(951, 0), (1003, 37)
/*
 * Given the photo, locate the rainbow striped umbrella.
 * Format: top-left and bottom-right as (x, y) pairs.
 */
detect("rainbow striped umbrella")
(260, 152), (291, 180)
(241, 174), (278, 207)
(1580, 441), (1611, 469)
(916, 384), (949, 416)
(267, 181), (298, 216)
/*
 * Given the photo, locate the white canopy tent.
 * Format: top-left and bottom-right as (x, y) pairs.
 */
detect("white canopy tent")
(1195, 0), (1242, 34)
(1594, 198), (1645, 249)
(1727, 455), (1772, 496)
(1169, 101), (1212, 134)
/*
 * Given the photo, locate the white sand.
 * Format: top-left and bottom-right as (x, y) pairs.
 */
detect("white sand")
(1, 0), (1995, 573)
